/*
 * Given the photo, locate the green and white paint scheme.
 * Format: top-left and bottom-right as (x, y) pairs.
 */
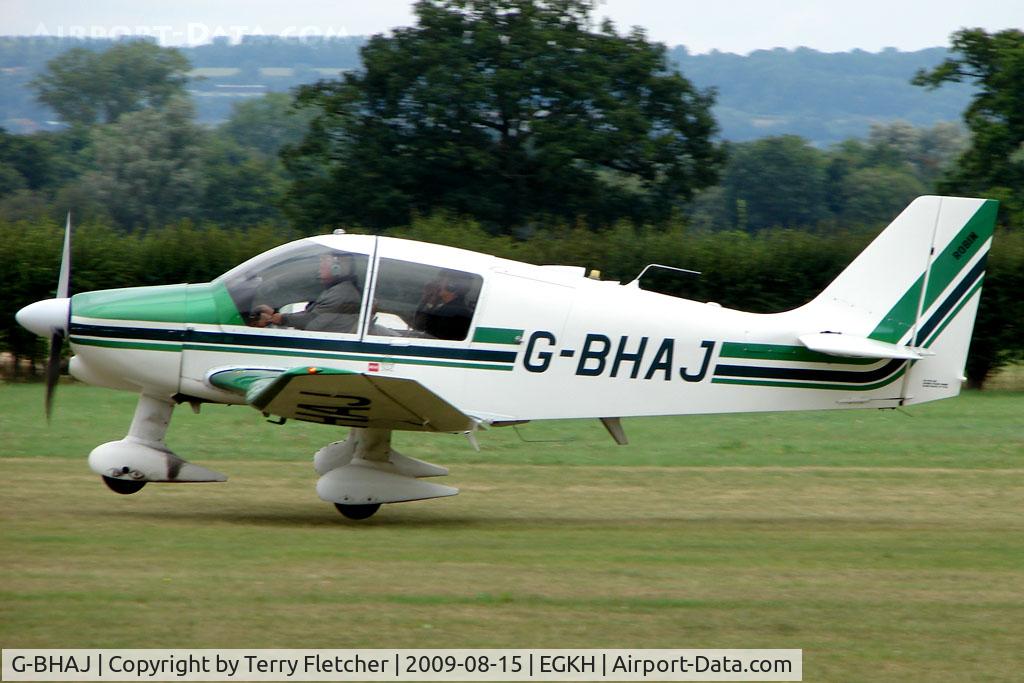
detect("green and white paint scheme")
(15, 196), (997, 519)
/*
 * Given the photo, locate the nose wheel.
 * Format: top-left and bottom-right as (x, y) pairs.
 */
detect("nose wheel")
(102, 476), (147, 495)
(334, 503), (381, 520)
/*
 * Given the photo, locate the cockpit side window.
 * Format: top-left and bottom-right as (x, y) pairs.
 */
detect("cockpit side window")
(369, 259), (482, 341)
(218, 243), (368, 333)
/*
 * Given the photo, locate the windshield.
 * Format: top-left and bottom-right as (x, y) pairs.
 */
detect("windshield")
(218, 242), (369, 331)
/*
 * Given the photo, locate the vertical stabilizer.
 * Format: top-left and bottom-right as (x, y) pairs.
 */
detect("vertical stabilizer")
(805, 196), (997, 404)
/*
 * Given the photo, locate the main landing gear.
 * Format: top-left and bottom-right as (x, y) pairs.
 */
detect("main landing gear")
(334, 503), (382, 520)
(88, 397), (458, 521)
(102, 475), (146, 495)
(315, 428), (458, 521)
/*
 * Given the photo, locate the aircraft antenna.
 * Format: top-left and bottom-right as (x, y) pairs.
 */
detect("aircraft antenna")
(629, 263), (701, 286)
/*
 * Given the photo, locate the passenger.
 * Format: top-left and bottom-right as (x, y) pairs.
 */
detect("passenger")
(254, 252), (361, 332)
(414, 271), (474, 340)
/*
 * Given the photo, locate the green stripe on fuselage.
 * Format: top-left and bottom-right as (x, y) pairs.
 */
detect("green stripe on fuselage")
(718, 342), (879, 365)
(711, 365), (906, 392)
(472, 327), (524, 344)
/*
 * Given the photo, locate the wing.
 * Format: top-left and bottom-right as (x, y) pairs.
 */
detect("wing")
(208, 366), (475, 432)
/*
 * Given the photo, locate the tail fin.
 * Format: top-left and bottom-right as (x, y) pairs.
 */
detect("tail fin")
(805, 196), (998, 404)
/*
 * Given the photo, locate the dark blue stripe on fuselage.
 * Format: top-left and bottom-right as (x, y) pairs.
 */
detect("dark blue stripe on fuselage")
(69, 323), (517, 364)
(70, 323), (186, 342)
(715, 358), (904, 384)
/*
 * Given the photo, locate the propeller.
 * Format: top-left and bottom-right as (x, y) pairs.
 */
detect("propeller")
(44, 323), (64, 420)
(44, 213), (73, 419)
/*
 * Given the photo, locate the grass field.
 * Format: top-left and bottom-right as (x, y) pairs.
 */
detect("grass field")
(2, 383), (1023, 680)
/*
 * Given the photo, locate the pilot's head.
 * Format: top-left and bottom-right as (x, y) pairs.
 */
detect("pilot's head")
(319, 252), (354, 286)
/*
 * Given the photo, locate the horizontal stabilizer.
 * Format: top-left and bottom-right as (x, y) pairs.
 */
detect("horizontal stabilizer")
(244, 367), (475, 432)
(798, 332), (924, 360)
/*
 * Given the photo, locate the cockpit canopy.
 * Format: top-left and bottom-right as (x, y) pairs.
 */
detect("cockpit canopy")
(216, 239), (482, 341)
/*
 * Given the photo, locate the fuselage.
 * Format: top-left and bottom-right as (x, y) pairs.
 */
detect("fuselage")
(66, 233), (939, 423)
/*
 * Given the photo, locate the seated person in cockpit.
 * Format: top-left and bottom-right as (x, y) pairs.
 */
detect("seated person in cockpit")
(413, 270), (474, 341)
(254, 252), (361, 333)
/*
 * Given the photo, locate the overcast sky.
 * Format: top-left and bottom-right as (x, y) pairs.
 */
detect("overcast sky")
(3, 0), (1022, 54)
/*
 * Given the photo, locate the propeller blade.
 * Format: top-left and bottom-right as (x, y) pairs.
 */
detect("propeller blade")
(57, 212), (72, 299)
(45, 212), (72, 420)
(45, 330), (65, 421)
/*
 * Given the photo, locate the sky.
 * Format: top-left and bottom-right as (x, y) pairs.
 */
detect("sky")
(2, 0), (1022, 55)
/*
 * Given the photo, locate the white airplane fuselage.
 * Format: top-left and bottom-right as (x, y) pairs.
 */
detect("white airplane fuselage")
(68, 197), (991, 424)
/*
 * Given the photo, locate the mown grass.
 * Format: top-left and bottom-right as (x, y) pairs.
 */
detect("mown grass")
(1, 383), (1022, 680)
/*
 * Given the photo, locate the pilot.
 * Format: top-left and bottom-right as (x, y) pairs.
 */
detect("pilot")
(414, 270), (474, 340)
(254, 252), (361, 332)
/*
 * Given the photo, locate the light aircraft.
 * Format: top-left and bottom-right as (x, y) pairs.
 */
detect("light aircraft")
(16, 196), (996, 519)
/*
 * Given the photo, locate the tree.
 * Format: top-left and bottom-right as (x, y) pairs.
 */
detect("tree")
(220, 93), (315, 157)
(197, 137), (287, 226)
(964, 230), (1024, 388)
(857, 121), (966, 185)
(0, 126), (93, 195)
(913, 28), (1024, 226)
(721, 136), (829, 230)
(823, 122), (966, 227)
(836, 167), (927, 227)
(84, 98), (204, 230)
(0, 219), (62, 375)
(0, 128), (55, 192)
(905, 122), (968, 185)
(284, 0), (722, 230)
(32, 41), (191, 126)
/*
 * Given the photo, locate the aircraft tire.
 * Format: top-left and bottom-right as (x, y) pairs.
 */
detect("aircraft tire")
(334, 503), (381, 520)
(102, 476), (146, 495)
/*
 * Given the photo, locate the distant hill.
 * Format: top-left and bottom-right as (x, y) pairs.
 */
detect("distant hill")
(669, 46), (974, 144)
(0, 36), (973, 145)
